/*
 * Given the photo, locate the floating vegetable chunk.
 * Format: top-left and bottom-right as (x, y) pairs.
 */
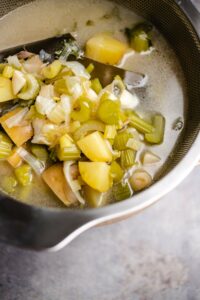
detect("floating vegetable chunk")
(79, 162), (112, 192)
(77, 131), (112, 162)
(0, 108), (33, 146)
(129, 169), (152, 191)
(15, 164), (33, 186)
(0, 132), (13, 160)
(18, 74), (39, 100)
(86, 33), (128, 65)
(7, 147), (22, 168)
(83, 185), (110, 208)
(41, 60), (62, 79)
(12, 70), (26, 95)
(42, 163), (77, 206)
(145, 115), (165, 144)
(0, 76), (15, 102)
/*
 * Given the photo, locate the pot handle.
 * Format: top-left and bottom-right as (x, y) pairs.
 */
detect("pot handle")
(175, 0), (200, 35)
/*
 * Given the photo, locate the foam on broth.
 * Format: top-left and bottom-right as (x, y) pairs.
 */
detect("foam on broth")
(0, 0), (186, 207)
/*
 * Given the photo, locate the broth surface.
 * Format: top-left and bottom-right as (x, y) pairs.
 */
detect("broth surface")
(0, 0), (186, 207)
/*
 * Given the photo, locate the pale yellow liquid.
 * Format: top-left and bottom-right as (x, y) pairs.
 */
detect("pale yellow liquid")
(0, 0), (186, 207)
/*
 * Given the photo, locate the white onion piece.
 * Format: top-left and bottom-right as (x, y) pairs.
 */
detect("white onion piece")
(35, 96), (56, 115)
(31, 118), (51, 145)
(65, 76), (83, 100)
(120, 89), (139, 110)
(39, 84), (55, 98)
(63, 161), (85, 205)
(7, 55), (21, 68)
(142, 151), (161, 165)
(4, 107), (29, 128)
(17, 147), (45, 175)
(61, 61), (90, 79)
(23, 55), (44, 75)
(12, 70), (26, 95)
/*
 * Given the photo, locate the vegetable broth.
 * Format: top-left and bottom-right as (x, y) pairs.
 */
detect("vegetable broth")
(0, 0), (186, 207)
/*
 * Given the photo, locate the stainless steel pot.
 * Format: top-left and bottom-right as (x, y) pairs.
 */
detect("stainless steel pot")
(0, 0), (199, 251)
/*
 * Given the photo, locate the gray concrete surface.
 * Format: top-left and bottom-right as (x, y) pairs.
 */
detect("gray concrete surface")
(0, 167), (199, 300)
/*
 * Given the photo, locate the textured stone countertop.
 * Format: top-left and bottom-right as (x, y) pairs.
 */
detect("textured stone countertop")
(0, 168), (200, 300)
(0, 1), (200, 300)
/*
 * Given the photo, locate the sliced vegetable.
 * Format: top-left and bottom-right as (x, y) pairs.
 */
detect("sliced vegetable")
(57, 143), (81, 161)
(7, 55), (21, 68)
(54, 78), (69, 94)
(113, 181), (133, 201)
(71, 98), (91, 123)
(63, 161), (85, 204)
(12, 70), (26, 95)
(18, 74), (39, 100)
(41, 60), (62, 79)
(30, 144), (48, 162)
(73, 120), (105, 141)
(77, 131), (112, 162)
(142, 151), (161, 165)
(113, 130), (132, 151)
(63, 61), (90, 79)
(1, 176), (18, 194)
(97, 99), (120, 125)
(0, 132), (13, 160)
(35, 95), (56, 115)
(110, 161), (124, 183)
(17, 147), (45, 175)
(3, 65), (14, 79)
(0, 108), (33, 146)
(42, 163), (77, 206)
(120, 149), (136, 169)
(23, 55), (43, 74)
(7, 147), (23, 168)
(145, 115), (165, 144)
(129, 169), (152, 191)
(14, 164), (33, 186)
(126, 138), (143, 151)
(83, 185), (109, 208)
(0, 76), (15, 102)
(86, 63), (95, 74)
(86, 33), (128, 65)
(125, 22), (153, 52)
(91, 78), (103, 94)
(104, 125), (117, 139)
(4, 107), (29, 128)
(120, 90), (139, 110)
(79, 162), (112, 192)
(128, 113), (154, 134)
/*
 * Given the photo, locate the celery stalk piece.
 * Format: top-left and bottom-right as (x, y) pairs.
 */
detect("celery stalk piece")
(3, 65), (14, 79)
(113, 181), (133, 201)
(145, 115), (165, 144)
(73, 120), (105, 141)
(110, 161), (124, 183)
(0, 132), (13, 160)
(57, 145), (81, 161)
(71, 98), (91, 123)
(18, 74), (39, 100)
(86, 63), (95, 74)
(91, 78), (103, 94)
(104, 125), (117, 139)
(41, 60), (62, 79)
(120, 149), (136, 169)
(113, 131), (132, 151)
(128, 113), (154, 134)
(14, 164), (33, 186)
(54, 79), (69, 94)
(30, 144), (48, 162)
(97, 99), (121, 125)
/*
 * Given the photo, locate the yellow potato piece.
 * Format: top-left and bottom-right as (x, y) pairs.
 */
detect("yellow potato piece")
(86, 33), (128, 65)
(42, 163), (77, 206)
(0, 108), (33, 147)
(77, 131), (112, 162)
(0, 76), (15, 102)
(79, 162), (112, 192)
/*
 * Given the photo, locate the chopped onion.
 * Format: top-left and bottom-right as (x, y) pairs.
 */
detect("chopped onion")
(39, 85), (55, 99)
(142, 151), (161, 165)
(63, 161), (85, 204)
(7, 55), (21, 68)
(4, 107), (29, 128)
(17, 51), (34, 59)
(61, 61), (90, 79)
(17, 147), (45, 175)
(32, 118), (51, 145)
(65, 76), (83, 100)
(23, 55), (44, 75)
(120, 90), (139, 110)
(35, 96), (56, 115)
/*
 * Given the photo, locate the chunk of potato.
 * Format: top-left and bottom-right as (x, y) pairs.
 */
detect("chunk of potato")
(79, 162), (112, 192)
(42, 163), (77, 206)
(0, 76), (15, 102)
(0, 108), (33, 146)
(77, 131), (112, 162)
(86, 33), (128, 65)
(83, 185), (109, 208)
